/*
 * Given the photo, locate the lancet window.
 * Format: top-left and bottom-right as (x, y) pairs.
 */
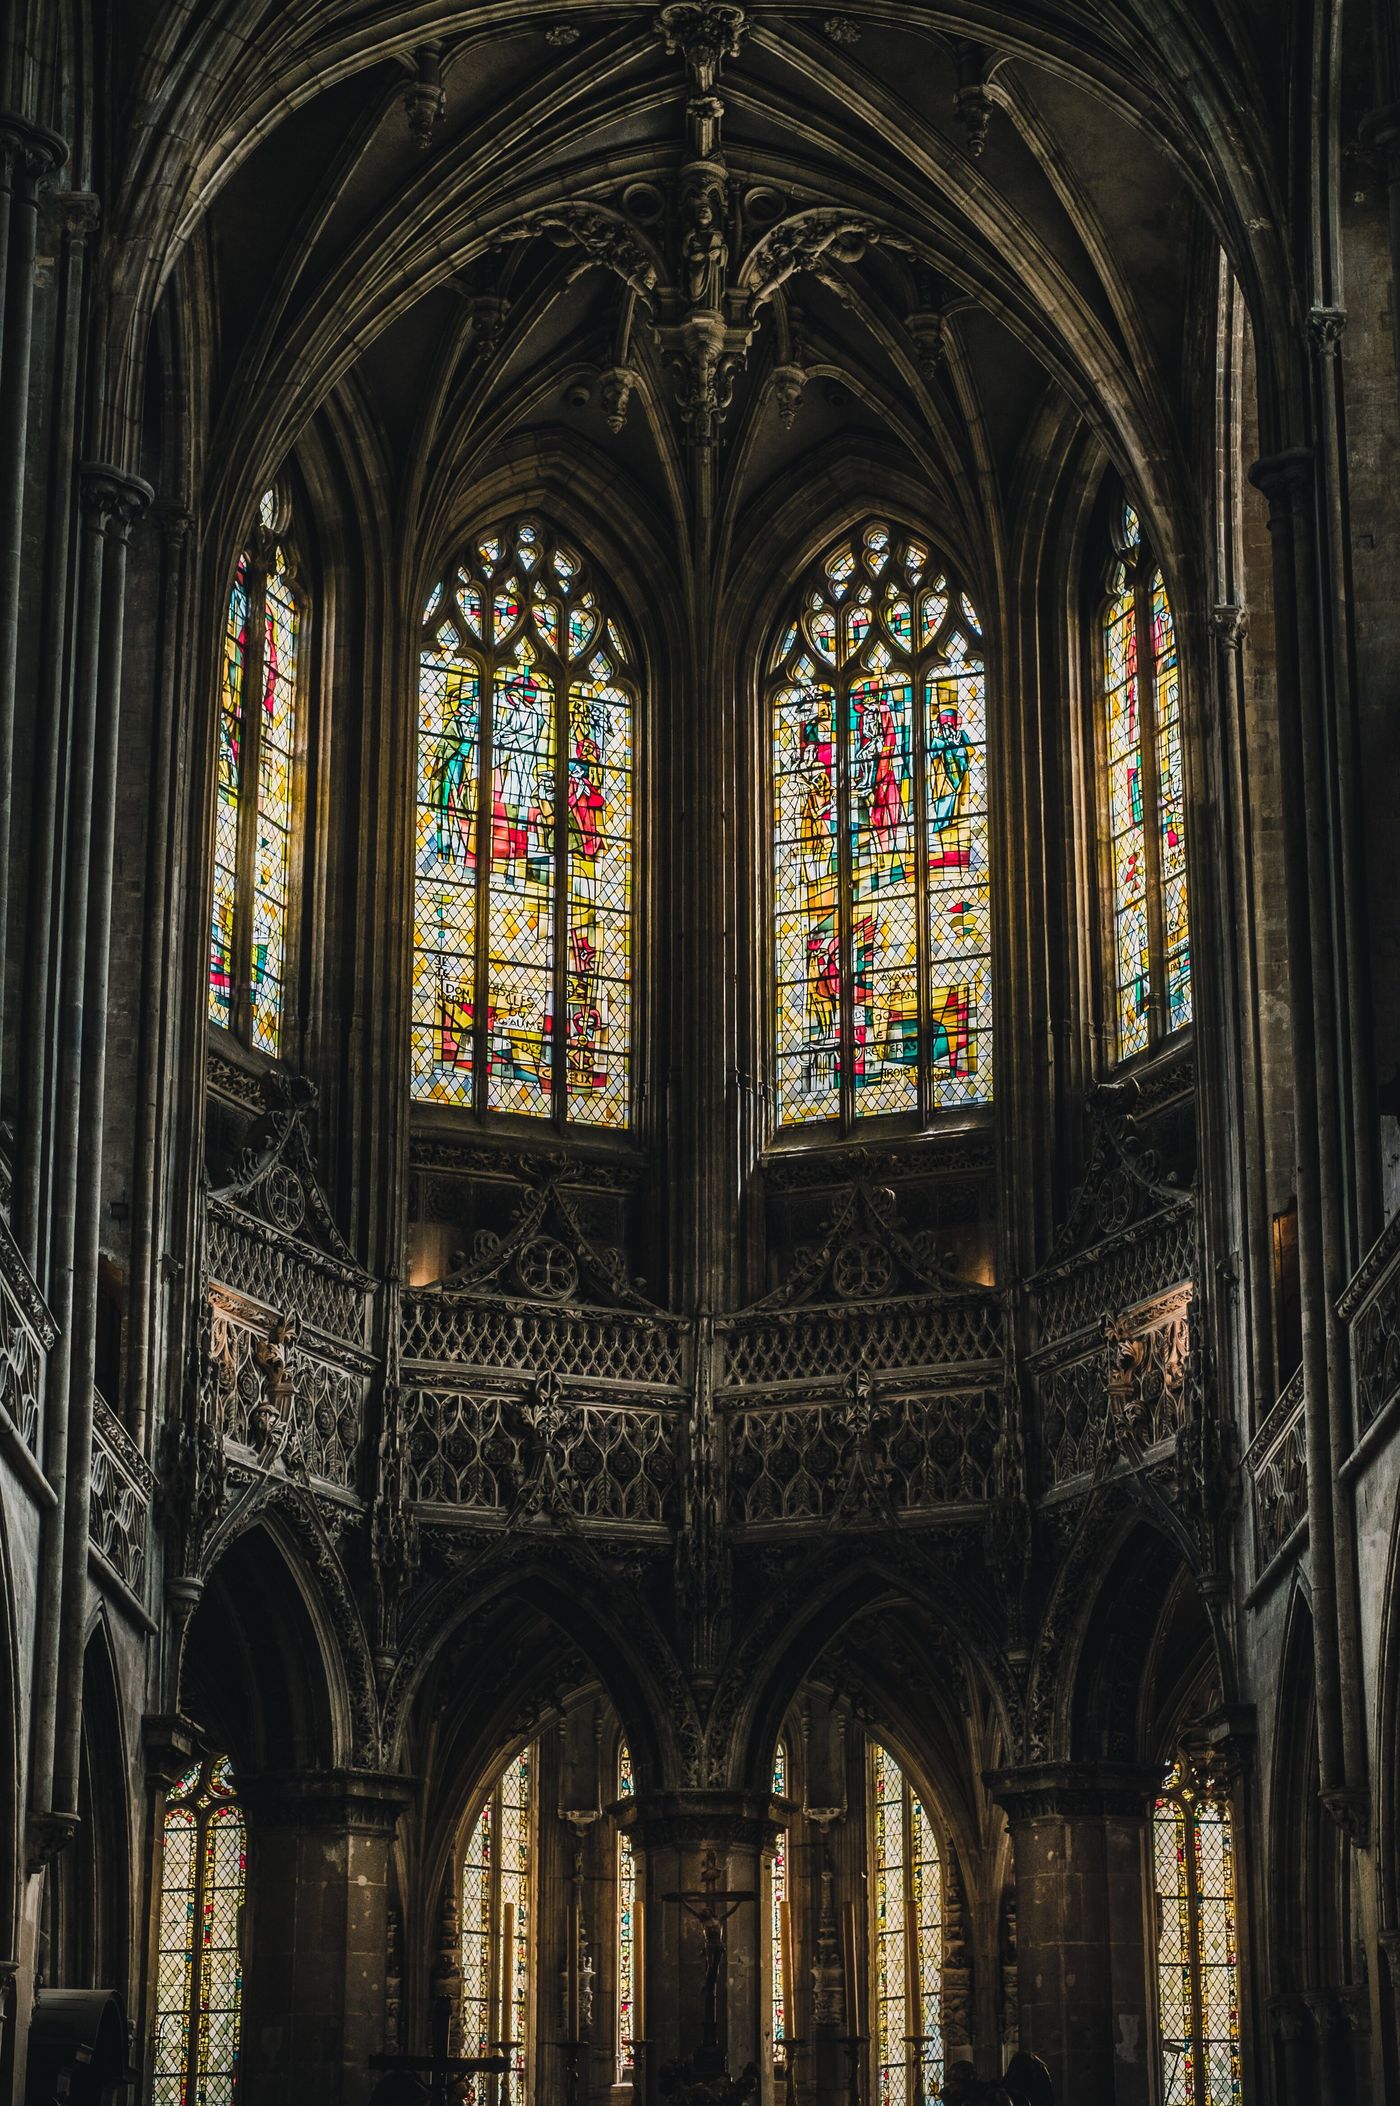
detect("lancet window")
(461, 1744), (536, 2093)
(1152, 1755), (1241, 2106)
(412, 518), (636, 1128)
(151, 1754), (247, 2106)
(617, 1740), (637, 2080)
(207, 485), (301, 1055)
(1099, 501), (1191, 1059)
(769, 519), (992, 1131)
(869, 1741), (943, 2106)
(771, 1739), (790, 2061)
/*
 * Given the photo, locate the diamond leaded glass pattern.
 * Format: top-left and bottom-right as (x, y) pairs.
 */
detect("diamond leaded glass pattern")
(461, 1744), (536, 2094)
(771, 1741), (788, 2053)
(412, 521), (635, 1128)
(152, 1755), (246, 2105)
(207, 492), (301, 1055)
(618, 1742), (636, 2078)
(870, 1742), (943, 2106)
(1153, 1759), (1241, 2106)
(770, 520), (992, 1131)
(250, 552), (297, 1053)
(1100, 503), (1191, 1059)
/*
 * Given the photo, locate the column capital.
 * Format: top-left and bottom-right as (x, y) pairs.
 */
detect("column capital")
(48, 188), (101, 244)
(1247, 445), (1313, 506)
(618, 1786), (782, 1853)
(1209, 601), (1249, 650)
(78, 461), (154, 535)
(984, 1760), (1163, 1821)
(1267, 1991), (1310, 2043)
(1359, 102), (1400, 166)
(238, 1765), (417, 1836)
(142, 1710), (202, 1788)
(151, 498), (195, 547)
(1307, 304), (1347, 355)
(0, 112), (68, 183)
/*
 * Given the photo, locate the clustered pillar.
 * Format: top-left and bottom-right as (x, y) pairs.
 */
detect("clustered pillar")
(988, 1765), (1160, 2106)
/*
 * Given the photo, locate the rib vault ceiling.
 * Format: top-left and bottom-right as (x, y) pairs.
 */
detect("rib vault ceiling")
(91, 1), (1304, 578)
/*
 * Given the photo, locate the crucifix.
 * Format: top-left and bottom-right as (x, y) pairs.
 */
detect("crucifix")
(368, 1997), (509, 2106)
(662, 1848), (757, 2078)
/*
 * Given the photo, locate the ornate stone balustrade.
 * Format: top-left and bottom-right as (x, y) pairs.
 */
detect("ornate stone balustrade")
(1033, 1286), (1193, 1491)
(90, 1391), (155, 1600)
(1339, 1208), (1400, 1438)
(206, 1289), (371, 1492)
(402, 1384), (677, 1529)
(1243, 1369), (1307, 1569)
(726, 1383), (1002, 1529)
(0, 1213), (56, 1461)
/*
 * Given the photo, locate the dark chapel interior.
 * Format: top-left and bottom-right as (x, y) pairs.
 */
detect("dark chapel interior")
(0, 0), (1398, 2101)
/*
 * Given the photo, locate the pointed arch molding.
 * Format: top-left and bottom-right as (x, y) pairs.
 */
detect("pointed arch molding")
(100, 4), (1303, 507)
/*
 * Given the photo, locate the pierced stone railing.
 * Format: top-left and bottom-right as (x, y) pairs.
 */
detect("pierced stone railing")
(1032, 1286), (1192, 1491)
(725, 1384), (1002, 1530)
(90, 1391), (155, 1600)
(1243, 1368), (1306, 1569)
(0, 1214), (56, 1461)
(1339, 1208), (1400, 1439)
(402, 1386), (678, 1529)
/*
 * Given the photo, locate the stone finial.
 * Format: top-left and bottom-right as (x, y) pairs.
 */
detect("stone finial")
(658, 3), (747, 92)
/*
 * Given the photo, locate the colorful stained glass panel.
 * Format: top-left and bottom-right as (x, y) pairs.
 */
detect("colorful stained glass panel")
(771, 1742), (788, 2051)
(250, 557), (297, 1054)
(411, 522), (636, 1127)
(771, 523), (993, 1131)
(618, 1743), (636, 2078)
(208, 564), (247, 1031)
(773, 680), (841, 1123)
(152, 1756), (245, 2106)
(1151, 571), (1192, 1033)
(413, 654), (481, 1104)
(1104, 585), (1149, 1056)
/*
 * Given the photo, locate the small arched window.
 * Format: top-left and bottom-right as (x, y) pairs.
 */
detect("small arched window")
(1152, 1754), (1241, 2106)
(1099, 502), (1191, 1060)
(617, 1739), (637, 2081)
(771, 1739), (790, 2064)
(412, 519), (636, 1128)
(461, 1743), (536, 2096)
(151, 1753), (247, 2105)
(208, 485), (302, 1056)
(769, 519), (992, 1131)
(869, 1740), (943, 2106)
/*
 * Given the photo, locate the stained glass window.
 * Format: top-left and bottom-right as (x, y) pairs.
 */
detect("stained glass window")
(207, 487), (301, 1056)
(770, 520), (992, 1131)
(152, 1753), (247, 2106)
(1153, 1756), (1242, 2106)
(869, 1741), (942, 2106)
(462, 1744), (535, 2101)
(412, 518), (636, 1128)
(1100, 502), (1191, 1059)
(771, 1740), (789, 2060)
(618, 1741), (636, 2079)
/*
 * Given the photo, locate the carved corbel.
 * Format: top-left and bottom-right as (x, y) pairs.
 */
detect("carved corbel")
(952, 41), (994, 159)
(402, 43), (446, 148)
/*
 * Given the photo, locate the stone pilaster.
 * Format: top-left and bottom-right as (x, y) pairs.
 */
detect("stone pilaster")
(986, 1764), (1160, 2106)
(621, 1789), (782, 2104)
(237, 1768), (414, 2106)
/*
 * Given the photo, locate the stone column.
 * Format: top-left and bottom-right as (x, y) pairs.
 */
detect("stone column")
(987, 1764), (1159, 2106)
(0, 113), (65, 1093)
(621, 1790), (780, 2106)
(1247, 448), (1368, 1833)
(238, 1769), (414, 2106)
